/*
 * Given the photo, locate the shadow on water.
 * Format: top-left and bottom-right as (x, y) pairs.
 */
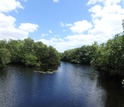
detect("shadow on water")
(0, 62), (124, 107)
(97, 74), (124, 107)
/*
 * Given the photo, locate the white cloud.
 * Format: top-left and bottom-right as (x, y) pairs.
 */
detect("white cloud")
(89, 1), (124, 36)
(40, 38), (72, 52)
(0, 0), (38, 40)
(0, 13), (38, 40)
(0, 0), (23, 13)
(60, 22), (72, 27)
(70, 20), (93, 33)
(40, 0), (124, 52)
(49, 30), (53, 34)
(53, 0), (59, 3)
(89, 5), (103, 18)
(87, 0), (100, 5)
(41, 33), (48, 37)
(19, 23), (38, 32)
(40, 33), (109, 52)
(0, 13), (16, 28)
(87, 0), (121, 5)
(41, 30), (53, 38)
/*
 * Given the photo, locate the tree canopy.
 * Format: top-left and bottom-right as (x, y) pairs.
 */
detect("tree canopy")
(0, 38), (60, 68)
(91, 34), (124, 76)
(61, 34), (124, 77)
(61, 42), (98, 65)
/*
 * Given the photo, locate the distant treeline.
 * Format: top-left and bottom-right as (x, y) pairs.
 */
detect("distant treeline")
(61, 33), (124, 76)
(0, 38), (60, 68)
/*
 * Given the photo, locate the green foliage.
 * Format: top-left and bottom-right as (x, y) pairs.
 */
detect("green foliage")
(91, 43), (110, 72)
(0, 48), (11, 68)
(92, 34), (124, 76)
(47, 46), (60, 66)
(122, 80), (124, 85)
(61, 34), (124, 76)
(61, 42), (98, 65)
(0, 40), (7, 48)
(23, 54), (38, 66)
(0, 38), (60, 68)
(34, 42), (49, 66)
(7, 40), (23, 63)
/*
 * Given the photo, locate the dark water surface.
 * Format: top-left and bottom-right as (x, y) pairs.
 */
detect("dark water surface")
(0, 62), (124, 107)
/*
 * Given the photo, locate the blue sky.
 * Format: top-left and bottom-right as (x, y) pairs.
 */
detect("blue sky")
(0, 0), (124, 52)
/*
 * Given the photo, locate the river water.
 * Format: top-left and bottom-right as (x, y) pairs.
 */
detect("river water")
(0, 62), (124, 107)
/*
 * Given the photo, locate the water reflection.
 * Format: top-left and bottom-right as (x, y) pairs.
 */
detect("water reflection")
(0, 62), (124, 107)
(97, 75), (124, 107)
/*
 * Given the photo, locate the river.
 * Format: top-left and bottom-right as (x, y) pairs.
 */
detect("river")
(0, 62), (124, 107)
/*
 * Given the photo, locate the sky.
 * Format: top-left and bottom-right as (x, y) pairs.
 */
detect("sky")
(0, 0), (124, 52)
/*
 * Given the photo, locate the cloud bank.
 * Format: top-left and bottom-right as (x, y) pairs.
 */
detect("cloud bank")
(41, 0), (124, 52)
(0, 0), (38, 40)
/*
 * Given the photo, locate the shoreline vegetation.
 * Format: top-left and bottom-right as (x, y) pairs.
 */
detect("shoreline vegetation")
(0, 21), (124, 75)
(61, 21), (124, 78)
(61, 33), (124, 77)
(0, 38), (60, 70)
(0, 33), (124, 77)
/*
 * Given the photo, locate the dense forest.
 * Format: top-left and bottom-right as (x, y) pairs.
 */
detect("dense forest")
(61, 21), (124, 76)
(0, 38), (60, 68)
(60, 42), (98, 65)
(61, 33), (124, 76)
